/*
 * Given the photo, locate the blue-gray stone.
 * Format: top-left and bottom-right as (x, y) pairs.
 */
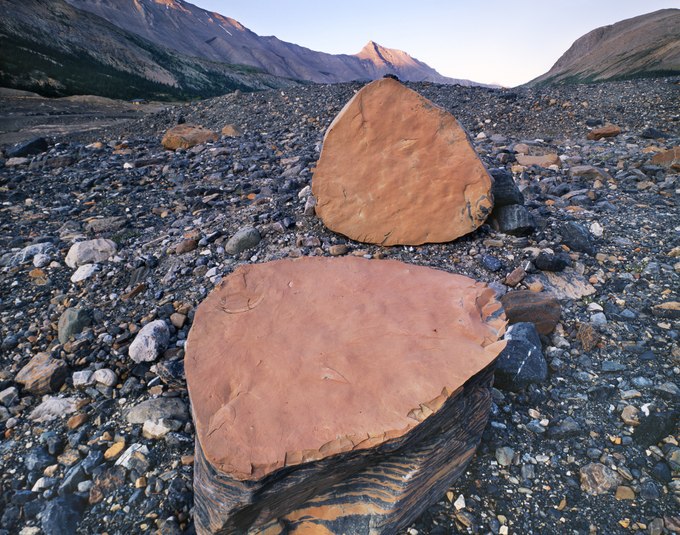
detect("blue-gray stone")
(494, 322), (547, 390)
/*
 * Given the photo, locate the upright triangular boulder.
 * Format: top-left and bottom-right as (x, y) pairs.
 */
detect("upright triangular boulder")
(312, 78), (493, 245)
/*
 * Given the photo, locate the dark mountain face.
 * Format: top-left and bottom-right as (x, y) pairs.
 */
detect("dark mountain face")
(528, 8), (680, 86)
(63, 0), (479, 85)
(0, 0), (296, 100)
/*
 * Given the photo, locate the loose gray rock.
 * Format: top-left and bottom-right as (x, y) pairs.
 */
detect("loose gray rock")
(128, 320), (169, 363)
(29, 397), (78, 423)
(496, 447), (515, 467)
(65, 239), (117, 268)
(57, 308), (92, 344)
(41, 496), (83, 535)
(1, 242), (54, 267)
(560, 221), (596, 256)
(126, 397), (189, 425)
(490, 168), (524, 206)
(70, 264), (99, 283)
(225, 226), (261, 255)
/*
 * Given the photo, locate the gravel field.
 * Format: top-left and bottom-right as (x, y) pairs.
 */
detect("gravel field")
(0, 77), (678, 534)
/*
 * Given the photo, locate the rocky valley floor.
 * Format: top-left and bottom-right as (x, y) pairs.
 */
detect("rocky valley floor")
(0, 77), (678, 534)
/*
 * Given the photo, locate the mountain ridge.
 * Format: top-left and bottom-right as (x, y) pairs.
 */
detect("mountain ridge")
(0, 0), (298, 100)
(528, 8), (680, 85)
(63, 0), (480, 86)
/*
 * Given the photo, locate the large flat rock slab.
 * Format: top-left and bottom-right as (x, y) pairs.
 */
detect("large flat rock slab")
(185, 257), (506, 533)
(312, 78), (493, 246)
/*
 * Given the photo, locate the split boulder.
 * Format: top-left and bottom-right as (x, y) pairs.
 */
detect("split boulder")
(186, 257), (507, 533)
(312, 78), (493, 246)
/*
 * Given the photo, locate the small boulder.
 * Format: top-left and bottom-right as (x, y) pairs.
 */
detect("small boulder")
(533, 252), (571, 272)
(221, 124), (243, 137)
(490, 168), (524, 207)
(569, 165), (613, 182)
(15, 353), (68, 395)
(41, 496), (84, 535)
(225, 226), (261, 255)
(580, 463), (620, 494)
(65, 239), (117, 268)
(560, 221), (596, 256)
(587, 125), (621, 141)
(70, 264), (99, 283)
(162, 124), (218, 150)
(126, 397), (189, 425)
(7, 137), (48, 158)
(58, 308), (92, 344)
(128, 320), (169, 363)
(651, 146), (680, 171)
(29, 397), (78, 423)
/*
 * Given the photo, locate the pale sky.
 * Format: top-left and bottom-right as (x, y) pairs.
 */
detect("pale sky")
(188, 1), (679, 87)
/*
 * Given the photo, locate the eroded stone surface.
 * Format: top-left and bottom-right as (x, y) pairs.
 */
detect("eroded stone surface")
(186, 256), (506, 481)
(312, 78), (493, 246)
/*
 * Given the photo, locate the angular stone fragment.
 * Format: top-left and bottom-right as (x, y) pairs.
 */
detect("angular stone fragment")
(29, 397), (78, 423)
(492, 204), (535, 236)
(126, 397), (189, 425)
(651, 146), (680, 171)
(85, 216), (128, 234)
(490, 168), (524, 207)
(15, 353), (68, 395)
(162, 124), (218, 150)
(65, 239), (117, 268)
(7, 137), (48, 158)
(312, 78), (493, 246)
(561, 221), (596, 256)
(186, 257), (507, 533)
(494, 323), (547, 390)
(570, 165), (614, 182)
(587, 125), (621, 140)
(500, 290), (561, 334)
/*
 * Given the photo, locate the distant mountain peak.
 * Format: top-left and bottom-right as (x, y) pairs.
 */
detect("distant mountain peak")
(61, 0), (484, 86)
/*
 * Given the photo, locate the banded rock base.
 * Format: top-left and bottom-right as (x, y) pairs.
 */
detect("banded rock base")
(194, 365), (495, 534)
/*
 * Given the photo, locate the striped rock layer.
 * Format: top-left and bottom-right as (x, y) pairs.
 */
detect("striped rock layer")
(185, 256), (506, 534)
